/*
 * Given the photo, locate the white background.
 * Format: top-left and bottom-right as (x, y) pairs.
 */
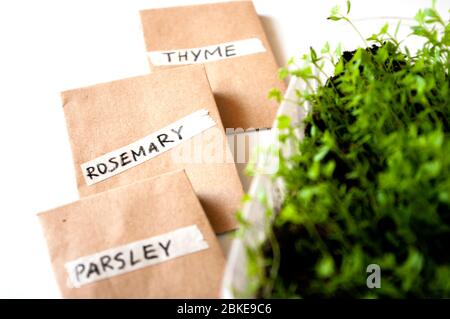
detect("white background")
(0, 0), (448, 298)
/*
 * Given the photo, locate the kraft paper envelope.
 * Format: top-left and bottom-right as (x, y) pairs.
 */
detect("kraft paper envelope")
(38, 170), (225, 298)
(139, 0), (286, 129)
(62, 65), (243, 234)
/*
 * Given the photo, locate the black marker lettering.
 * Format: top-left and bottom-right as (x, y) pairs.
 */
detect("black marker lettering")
(131, 146), (147, 161)
(100, 255), (113, 272)
(163, 52), (175, 63)
(142, 244), (157, 260)
(108, 157), (119, 172)
(86, 263), (100, 279)
(191, 49), (202, 61)
(75, 264), (85, 282)
(148, 142), (159, 154)
(159, 240), (171, 257)
(171, 126), (183, 140)
(129, 250), (141, 266)
(157, 133), (174, 148)
(225, 44), (237, 57)
(97, 163), (108, 175)
(114, 252), (126, 270)
(120, 152), (131, 166)
(83, 109), (214, 184)
(178, 51), (188, 62)
(204, 46), (222, 60)
(86, 167), (98, 180)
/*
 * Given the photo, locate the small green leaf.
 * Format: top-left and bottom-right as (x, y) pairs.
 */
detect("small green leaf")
(241, 193), (252, 203)
(394, 20), (402, 37)
(327, 16), (342, 21)
(439, 192), (450, 203)
(268, 88), (283, 103)
(442, 25), (450, 45)
(367, 34), (380, 42)
(278, 67), (289, 80)
(310, 47), (318, 62)
(321, 42), (330, 54)
(307, 161), (320, 180)
(287, 56), (296, 66)
(316, 255), (335, 278)
(314, 146), (330, 162)
(379, 23), (389, 35)
(323, 160), (336, 177)
(330, 5), (340, 15)
(415, 9), (425, 24)
(235, 210), (250, 228)
(334, 43), (342, 57)
(291, 66), (313, 79)
(335, 59), (344, 74)
(277, 115), (291, 129)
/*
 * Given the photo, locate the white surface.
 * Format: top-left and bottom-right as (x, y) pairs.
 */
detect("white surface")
(0, 0), (448, 298)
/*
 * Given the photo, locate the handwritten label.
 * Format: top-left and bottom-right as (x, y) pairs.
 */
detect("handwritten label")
(148, 38), (266, 66)
(81, 109), (216, 186)
(65, 225), (208, 288)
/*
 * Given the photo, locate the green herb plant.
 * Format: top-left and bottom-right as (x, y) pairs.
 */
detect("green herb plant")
(248, 1), (450, 298)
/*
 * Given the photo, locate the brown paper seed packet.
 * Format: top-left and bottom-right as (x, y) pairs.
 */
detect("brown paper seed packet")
(38, 170), (225, 298)
(139, 0), (286, 130)
(62, 65), (243, 234)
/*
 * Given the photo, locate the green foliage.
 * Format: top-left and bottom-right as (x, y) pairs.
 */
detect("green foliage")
(247, 2), (450, 298)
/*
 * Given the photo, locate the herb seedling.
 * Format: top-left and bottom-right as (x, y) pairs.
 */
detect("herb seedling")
(247, 1), (450, 298)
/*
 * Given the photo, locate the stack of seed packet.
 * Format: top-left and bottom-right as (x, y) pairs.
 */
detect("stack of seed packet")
(38, 1), (285, 298)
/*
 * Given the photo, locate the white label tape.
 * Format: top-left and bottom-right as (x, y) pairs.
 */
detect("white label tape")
(80, 109), (216, 186)
(65, 225), (209, 288)
(148, 38), (266, 66)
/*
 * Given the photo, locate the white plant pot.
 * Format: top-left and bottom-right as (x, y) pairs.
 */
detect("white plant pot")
(220, 77), (306, 298)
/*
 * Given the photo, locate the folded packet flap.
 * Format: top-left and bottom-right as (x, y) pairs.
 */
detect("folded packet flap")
(140, 1), (268, 51)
